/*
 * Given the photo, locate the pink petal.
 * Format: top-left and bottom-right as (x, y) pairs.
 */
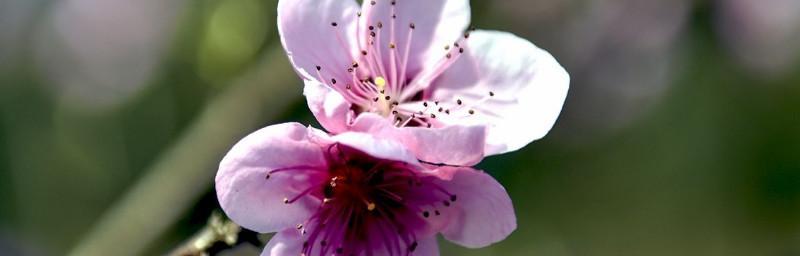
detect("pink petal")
(330, 130), (420, 166)
(430, 167), (516, 248)
(277, 0), (360, 84)
(359, 0), (470, 81)
(216, 123), (327, 233)
(429, 30), (569, 155)
(303, 80), (352, 134)
(351, 113), (486, 166)
(261, 229), (440, 256)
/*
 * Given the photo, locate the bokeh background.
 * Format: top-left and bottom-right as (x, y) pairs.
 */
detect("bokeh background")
(1, 0), (800, 255)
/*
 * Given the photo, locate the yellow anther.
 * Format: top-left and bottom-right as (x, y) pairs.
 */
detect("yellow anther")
(375, 76), (387, 91)
(367, 202), (376, 211)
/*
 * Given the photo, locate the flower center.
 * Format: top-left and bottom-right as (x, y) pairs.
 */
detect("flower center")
(315, 1), (489, 129)
(265, 144), (458, 256)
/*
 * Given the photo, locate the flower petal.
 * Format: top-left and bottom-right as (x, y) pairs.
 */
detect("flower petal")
(216, 123), (327, 233)
(429, 30), (569, 155)
(350, 113), (486, 166)
(360, 0), (470, 82)
(303, 80), (352, 133)
(330, 130), (420, 166)
(277, 0), (360, 84)
(431, 167), (516, 248)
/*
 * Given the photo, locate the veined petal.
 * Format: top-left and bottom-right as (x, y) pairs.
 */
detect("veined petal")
(330, 130), (420, 166)
(216, 123), (327, 233)
(350, 113), (486, 166)
(430, 167), (516, 248)
(303, 80), (352, 134)
(359, 0), (470, 83)
(278, 0), (360, 84)
(429, 30), (570, 155)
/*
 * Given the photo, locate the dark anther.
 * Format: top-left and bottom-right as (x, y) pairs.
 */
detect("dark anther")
(457, 99), (462, 105)
(445, 45), (450, 50)
(464, 32), (471, 38)
(377, 22), (383, 28)
(384, 96), (391, 100)
(446, 53), (452, 59)
(347, 68), (354, 73)
(450, 195), (457, 201)
(316, 66), (321, 71)
(380, 89), (385, 94)
(434, 101), (439, 105)
(370, 31), (376, 37)
(423, 102), (428, 107)
(454, 42), (460, 47)
(303, 241), (309, 248)
(489, 91), (495, 96)
(459, 48), (464, 53)
(346, 84), (352, 89)
(331, 78), (337, 84)
(410, 23), (416, 29)
(370, 0), (376, 5)
(409, 241), (418, 252)
(438, 107), (443, 112)
(389, 43), (396, 49)
(352, 62), (359, 68)
(265, 174), (270, 180)
(443, 200), (451, 207)
(445, 109), (451, 114)
(283, 198), (289, 204)
(392, 110), (398, 115)
(469, 110), (475, 115)
(373, 97), (380, 102)
(422, 211), (430, 218)
(427, 123), (432, 128)
(430, 113), (436, 119)
(391, 0), (396, 5)
(396, 117), (402, 122)
(336, 248), (344, 254)
(434, 210), (441, 216)
(369, 25), (374, 30)
(331, 22), (338, 27)
(357, 11), (362, 17)
(361, 50), (368, 56)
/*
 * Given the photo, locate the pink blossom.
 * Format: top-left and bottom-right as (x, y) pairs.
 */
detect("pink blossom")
(278, 0), (570, 155)
(216, 123), (515, 256)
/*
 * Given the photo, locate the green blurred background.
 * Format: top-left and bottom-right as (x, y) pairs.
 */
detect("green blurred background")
(1, 0), (799, 255)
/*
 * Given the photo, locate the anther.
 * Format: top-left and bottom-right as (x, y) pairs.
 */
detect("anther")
(296, 224), (304, 229)
(331, 78), (337, 84)
(389, 43), (396, 49)
(443, 200), (451, 207)
(265, 174), (270, 180)
(367, 202), (376, 211)
(459, 48), (464, 53)
(422, 211), (430, 218)
(283, 198), (289, 204)
(361, 50), (368, 56)
(445, 45), (450, 50)
(427, 123), (432, 128)
(445, 109), (451, 114)
(331, 22), (338, 27)
(489, 91), (495, 97)
(369, 25), (374, 30)
(357, 11), (362, 17)
(446, 53), (452, 59)
(370, 0), (376, 5)
(391, 0), (396, 5)
(377, 22), (383, 28)
(430, 113), (436, 119)
(457, 99), (462, 105)
(409, 241), (418, 252)
(316, 66), (321, 71)
(435, 210), (441, 216)
(409, 23), (416, 29)
(438, 107), (443, 112)
(384, 96), (391, 100)
(450, 195), (457, 201)
(469, 110), (475, 115)
(423, 102), (428, 107)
